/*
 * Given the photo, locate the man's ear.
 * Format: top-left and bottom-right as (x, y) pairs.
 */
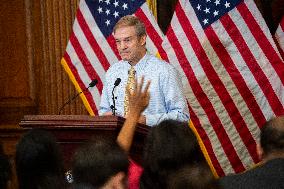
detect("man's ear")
(139, 34), (147, 46)
(256, 143), (264, 160)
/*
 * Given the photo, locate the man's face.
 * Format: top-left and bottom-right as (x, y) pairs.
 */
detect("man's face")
(114, 26), (146, 65)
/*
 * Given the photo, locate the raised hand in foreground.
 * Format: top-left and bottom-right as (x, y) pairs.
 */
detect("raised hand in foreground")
(117, 76), (151, 152)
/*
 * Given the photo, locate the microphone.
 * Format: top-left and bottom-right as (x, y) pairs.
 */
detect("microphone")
(110, 78), (121, 115)
(58, 79), (98, 115)
(114, 78), (121, 86)
(89, 79), (98, 87)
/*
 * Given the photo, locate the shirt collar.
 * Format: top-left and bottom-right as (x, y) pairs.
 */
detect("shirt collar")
(126, 52), (150, 72)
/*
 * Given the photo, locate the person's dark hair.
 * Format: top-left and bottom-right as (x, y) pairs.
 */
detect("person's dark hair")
(0, 143), (12, 189)
(70, 183), (95, 189)
(16, 129), (65, 189)
(260, 116), (284, 155)
(72, 137), (129, 188)
(166, 163), (219, 189)
(140, 119), (205, 189)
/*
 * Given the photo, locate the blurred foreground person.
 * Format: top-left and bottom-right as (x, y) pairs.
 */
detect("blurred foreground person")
(220, 116), (284, 189)
(0, 143), (11, 189)
(71, 138), (129, 189)
(16, 129), (65, 189)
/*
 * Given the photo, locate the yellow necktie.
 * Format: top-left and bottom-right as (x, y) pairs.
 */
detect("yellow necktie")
(124, 66), (136, 116)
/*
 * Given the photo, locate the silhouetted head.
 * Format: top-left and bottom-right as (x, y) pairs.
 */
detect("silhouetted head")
(140, 119), (205, 189)
(0, 143), (11, 189)
(260, 116), (284, 158)
(166, 163), (219, 189)
(72, 137), (129, 188)
(16, 129), (64, 189)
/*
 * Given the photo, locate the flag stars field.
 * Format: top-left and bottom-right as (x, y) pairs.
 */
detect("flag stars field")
(213, 10), (219, 17)
(197, 4), (201, 10)
(113, 0), (119, 7)
(225, 1), (230, 8)
(97, 6), (103, 13)
(105, 9), (110, 15)
(105, 19), (110, 26)
(105, 0), (110, 5)
(215, 0), (220, 6)
(122, 3), (128, 10)
(204, 7), (210, 14)
(113, 11), (119, 18)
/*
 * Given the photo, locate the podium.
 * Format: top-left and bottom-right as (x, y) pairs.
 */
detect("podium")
(19, 115), (150, 167)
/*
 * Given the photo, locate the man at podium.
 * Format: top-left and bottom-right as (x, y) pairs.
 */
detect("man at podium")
(99, 15), (189, 126)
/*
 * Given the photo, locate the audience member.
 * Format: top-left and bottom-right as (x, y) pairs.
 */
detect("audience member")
(70, 183), (95, 189)
(220, 116), (284, 189)
(0, 143), (11, 189)
(71, 137), (129, 189)
(140, 119), (207, 189)
(167, 163), (219, 189)
(16, 129), (65, 189)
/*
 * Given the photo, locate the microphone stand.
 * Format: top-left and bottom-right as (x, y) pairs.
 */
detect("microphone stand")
(58, 77), (98, 115)
(110, 78), (121, 116)
(110, 86), (117, 115)
(58, 87), (89, 115)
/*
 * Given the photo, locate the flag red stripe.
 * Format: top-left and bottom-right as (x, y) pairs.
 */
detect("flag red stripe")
(167, 23), (245, 173)
(69, 33), (103, 93)
(176, 3), (258, 164)
(220, 14), (284, 115)
(274, 35), (284, 59)
(77, 9), (110, 71)
(205, 26), (266, 128)
(63, 52), (98, 114)
(189, 106), (225, 176)
(135, 8), (169, 61)
(237, 3), (284, 84)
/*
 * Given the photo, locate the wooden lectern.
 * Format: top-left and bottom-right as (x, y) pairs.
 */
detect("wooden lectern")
(19, 115), (150, 167)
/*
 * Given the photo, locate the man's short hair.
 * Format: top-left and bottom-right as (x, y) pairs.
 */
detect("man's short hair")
(113, 15), (146, 37)
(72, 138), (129, 188)
(261, 116), (284, 155)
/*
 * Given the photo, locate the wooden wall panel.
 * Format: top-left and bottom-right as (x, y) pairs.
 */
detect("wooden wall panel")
(34, 0), (88, 115)
(0, 1), (35, 124)
(0, 0), (89, 125)
(0, 1), (29, 98)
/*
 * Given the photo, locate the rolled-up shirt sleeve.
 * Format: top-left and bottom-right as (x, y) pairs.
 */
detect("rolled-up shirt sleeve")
(145, 65), (190, 126)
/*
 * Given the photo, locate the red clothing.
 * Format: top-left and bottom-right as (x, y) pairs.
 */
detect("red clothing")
(128, 159), (143, 189)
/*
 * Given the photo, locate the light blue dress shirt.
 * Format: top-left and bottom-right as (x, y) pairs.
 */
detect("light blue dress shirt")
(99, 53), (190, 126)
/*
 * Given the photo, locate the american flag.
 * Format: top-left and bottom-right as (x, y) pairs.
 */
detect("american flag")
(162, 0), (284, 176)
(275, 16), (284, 59)
(61, 0), (166, 115)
